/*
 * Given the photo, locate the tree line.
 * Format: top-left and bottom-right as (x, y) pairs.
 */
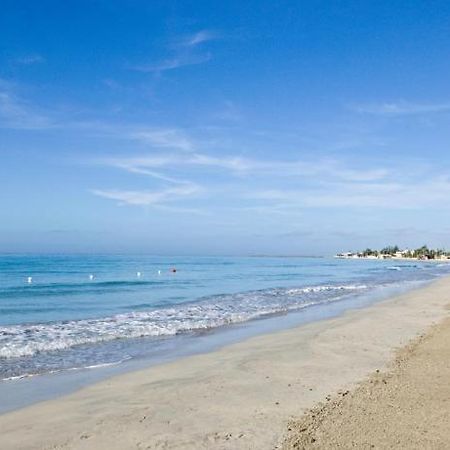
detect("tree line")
(361, 245), (449, 259)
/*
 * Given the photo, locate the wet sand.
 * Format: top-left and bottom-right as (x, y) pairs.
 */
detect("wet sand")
(1, 277), (449, 449)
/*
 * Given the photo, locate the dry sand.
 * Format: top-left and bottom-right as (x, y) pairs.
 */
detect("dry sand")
(282, 315), (450, 449)
(1, 277), (450, 450)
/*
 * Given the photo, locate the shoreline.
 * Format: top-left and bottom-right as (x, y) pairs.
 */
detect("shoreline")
(1, 276), (450, 449)
(0, 277), (432, 414)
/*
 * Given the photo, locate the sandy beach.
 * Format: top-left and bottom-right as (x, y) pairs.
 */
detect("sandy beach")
(1, 277), (450, 449)
(283, 315), (450, 449)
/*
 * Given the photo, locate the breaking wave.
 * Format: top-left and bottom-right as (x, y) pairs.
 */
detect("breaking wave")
(0, 284), (367, 359)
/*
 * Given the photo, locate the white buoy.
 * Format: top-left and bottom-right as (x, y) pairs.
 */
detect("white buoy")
(157, 270), (161, 275)
(137, 271), (141, 278)
(89, 274), (94, 281)
(27, 276), (33, 284)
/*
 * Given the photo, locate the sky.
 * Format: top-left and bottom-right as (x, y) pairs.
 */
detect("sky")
(1, 0), (450, 255)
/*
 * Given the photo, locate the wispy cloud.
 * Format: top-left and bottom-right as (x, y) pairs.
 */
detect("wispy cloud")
(132, 29), (218, 73)
(102, 153), (257, 177)
(179, 30), (219, 47)
(98, 148), (450, 213)
(244, 174), (450, 210)
(130, 128), (194, 151)
(102, 78), (121, 90)
(131, 53), (211, 73)
(0, 81), (53, 130)
(91, 183), (201, 206)
(102, 152), (390, 182)
(214, 100), (242, 122)
(5, 77), (447, 217)
(15, 54), (45, 65)
(0, 83), (198, 152)
(353, 101), (450, 116)
(98, 153), (250, 189)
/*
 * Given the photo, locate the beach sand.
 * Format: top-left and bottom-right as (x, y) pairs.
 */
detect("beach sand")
(282, 315), (450, 449)
(1, 277), (450, 449)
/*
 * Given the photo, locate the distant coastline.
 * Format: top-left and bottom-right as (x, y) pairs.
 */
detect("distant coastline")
(335, 245), (450, 261)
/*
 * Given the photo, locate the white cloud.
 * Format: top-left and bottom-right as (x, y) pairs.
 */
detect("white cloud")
(353, 101), (450, 116)
(131, 29), (217, 73)
(91, 183), (201, 206)
(15, 54), (45, 65)
(94, 149), (450, 214)
(130, 128), (194, 151)
(180, 30), (218, 47)
(96, 152), (402, 211)
(103, 153), (390, 182)
(131, 53), (211, 73)
(0, 87), (53, 130)
(214, 100), (242, 122)
(102, 78), (121, 89)
(245, 175), (450, 210)
(0, 85), (199, 158)
(4, 78), (444, 216)
(104, 151), (450, 209)
(103, 153), (260, 177)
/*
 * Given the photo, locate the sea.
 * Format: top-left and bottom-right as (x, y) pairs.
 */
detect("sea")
(1, 254), (449, 396)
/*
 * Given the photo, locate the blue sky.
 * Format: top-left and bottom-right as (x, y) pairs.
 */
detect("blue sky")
(1, 0), (450, 255)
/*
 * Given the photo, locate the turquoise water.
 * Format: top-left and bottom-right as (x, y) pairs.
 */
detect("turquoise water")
(0, 255), (449, 380)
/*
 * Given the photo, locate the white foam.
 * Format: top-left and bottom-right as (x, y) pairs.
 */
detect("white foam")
(0, 283), (369, 359)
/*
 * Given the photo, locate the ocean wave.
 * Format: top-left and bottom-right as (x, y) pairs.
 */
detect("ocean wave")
(0, 279), (175, 299)
(0, 283), (367, 359)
